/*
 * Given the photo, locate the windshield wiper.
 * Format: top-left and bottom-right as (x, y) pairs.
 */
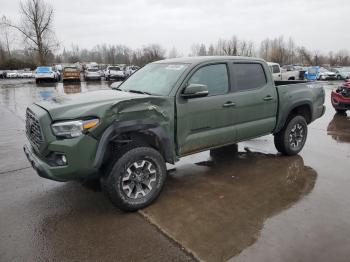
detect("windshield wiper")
(127, 89), (152, 95)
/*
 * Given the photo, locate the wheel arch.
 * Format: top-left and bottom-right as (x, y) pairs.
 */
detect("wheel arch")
(275, 102), (313, 134)
(93, 119), (175, 169)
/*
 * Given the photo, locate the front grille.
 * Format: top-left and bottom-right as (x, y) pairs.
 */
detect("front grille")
(339, 103), (350, 109)
(26, 109), (43, 148)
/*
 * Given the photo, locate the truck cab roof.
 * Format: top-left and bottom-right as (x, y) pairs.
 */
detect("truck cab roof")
(154, 56), (265, 65)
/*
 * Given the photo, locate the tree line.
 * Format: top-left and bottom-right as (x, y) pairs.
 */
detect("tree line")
(1, 0), (349, 69)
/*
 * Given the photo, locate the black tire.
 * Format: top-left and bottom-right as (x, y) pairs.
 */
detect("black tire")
(102, 145), (167, 211)
(336, 109), (346, 114)
(35, 79), (40, 84)
(274, 115), (308, 156)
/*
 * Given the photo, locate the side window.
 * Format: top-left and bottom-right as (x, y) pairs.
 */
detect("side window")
(232, 63), (267, 91)
(188, 64), (229, 96)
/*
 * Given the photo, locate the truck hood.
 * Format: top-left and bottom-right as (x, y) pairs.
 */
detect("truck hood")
(35, 89), (148, 120)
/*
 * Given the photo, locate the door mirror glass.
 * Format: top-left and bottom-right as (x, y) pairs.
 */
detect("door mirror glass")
(182, 83), (209, 98)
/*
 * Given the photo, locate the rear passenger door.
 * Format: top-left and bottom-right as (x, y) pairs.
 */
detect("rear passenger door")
(176, 63), (237, 155)
(230, 62), (278, 141)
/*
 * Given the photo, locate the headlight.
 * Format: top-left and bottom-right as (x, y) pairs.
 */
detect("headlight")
(51, 118), (99, 138)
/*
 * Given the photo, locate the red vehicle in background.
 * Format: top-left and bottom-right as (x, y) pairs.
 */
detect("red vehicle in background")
(331, 79), (350, 114)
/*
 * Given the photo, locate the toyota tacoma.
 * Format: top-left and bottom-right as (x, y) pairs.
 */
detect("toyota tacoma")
(24, 56), (325, 211)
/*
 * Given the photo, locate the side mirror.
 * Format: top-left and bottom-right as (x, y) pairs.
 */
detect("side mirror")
(181, 83), (209, 98)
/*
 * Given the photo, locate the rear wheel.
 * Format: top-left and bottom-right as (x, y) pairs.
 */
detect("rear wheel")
(274, 115), (308, 156)
(101, 145), (167, 211)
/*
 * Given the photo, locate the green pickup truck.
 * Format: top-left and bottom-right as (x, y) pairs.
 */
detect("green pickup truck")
(24, 56), (325, 211)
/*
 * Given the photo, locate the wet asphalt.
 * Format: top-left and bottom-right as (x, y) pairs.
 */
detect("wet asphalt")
(0, 79), (349, 262)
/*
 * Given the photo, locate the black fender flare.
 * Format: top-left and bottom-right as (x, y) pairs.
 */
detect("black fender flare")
(274, 101), (313, 134)
(93, 119), (174, 168)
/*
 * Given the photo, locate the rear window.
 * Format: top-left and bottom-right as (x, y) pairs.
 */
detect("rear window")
(87, 68), (99, 72)
(232, 63), (267, 91)
(36, 67), (51, 73)
(109, 67), (121, 71)
(64, 67), (78, 72)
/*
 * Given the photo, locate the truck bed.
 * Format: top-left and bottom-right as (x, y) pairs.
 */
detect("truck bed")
(274, 81), (325, 133)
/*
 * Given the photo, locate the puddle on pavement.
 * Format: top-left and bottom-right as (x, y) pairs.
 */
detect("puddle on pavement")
(0, 79), (112, 119)
(327, 113), (350, 143)
(141, 151), (317, 262)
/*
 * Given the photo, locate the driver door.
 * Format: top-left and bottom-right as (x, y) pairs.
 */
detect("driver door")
(176, 63), (237, 156)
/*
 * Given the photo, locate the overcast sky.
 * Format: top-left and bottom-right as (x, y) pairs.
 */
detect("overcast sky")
(1, 0), (349, 55)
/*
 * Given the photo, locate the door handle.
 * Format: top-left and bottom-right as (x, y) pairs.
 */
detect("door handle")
(263, 96), (273, 101)
(223, 101), (236, 108)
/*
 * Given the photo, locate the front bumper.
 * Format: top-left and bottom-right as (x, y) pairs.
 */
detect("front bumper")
(24, 144), (65, 181)
(24, 134), (100, 182)
(331, 91), (350, 110)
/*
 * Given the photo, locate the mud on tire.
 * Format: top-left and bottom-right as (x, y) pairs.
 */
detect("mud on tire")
(274, 115), (308, 156)
(101, 145), (167, 211)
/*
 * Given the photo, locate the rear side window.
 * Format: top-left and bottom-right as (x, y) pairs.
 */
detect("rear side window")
(232, 63), (267, 91)
(188, 64), (229, 96)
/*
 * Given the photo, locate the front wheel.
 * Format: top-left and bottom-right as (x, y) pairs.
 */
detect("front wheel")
(274, 115), (308, 156)
(102, 146), (167, 211)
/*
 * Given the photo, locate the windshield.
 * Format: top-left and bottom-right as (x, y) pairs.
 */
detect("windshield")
(308, 68), (317, 74)
(87, 68), (99, 72)
(119, 63), (189, 96)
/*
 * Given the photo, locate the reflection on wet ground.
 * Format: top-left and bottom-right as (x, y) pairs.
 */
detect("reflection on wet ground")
(327, 113), (350, 143)
(142, 151), (317, 261)
(0, 79), (112, 120)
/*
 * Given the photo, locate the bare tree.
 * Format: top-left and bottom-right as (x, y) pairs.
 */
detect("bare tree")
(1, 0), (58, 65)
(168, 47), (179, 58)
(0, 19), (14, 58)
(207, 44), (215, 56)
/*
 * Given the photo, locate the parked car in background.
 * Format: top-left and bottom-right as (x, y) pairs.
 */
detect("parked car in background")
(331, 80), (350, 114)
(267, 62), (301, 81)
(23, 71), (34, 78)
(35, 66), (60, 83)
(84, 68), (102, 81)
(125, 65), (140, 78)
(318, 67), (337, 80)
(62, 66), (81, 82)
(304, 66), (319, 81)
(18, 70), (34, 78)
(7, 70), (19, 78)
(330, 68), (350, 80)
(104, 65), (126, 81)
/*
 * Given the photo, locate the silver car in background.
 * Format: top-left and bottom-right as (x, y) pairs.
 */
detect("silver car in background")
(84, 68), (102, 81)
(104, 65), (126, 81)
